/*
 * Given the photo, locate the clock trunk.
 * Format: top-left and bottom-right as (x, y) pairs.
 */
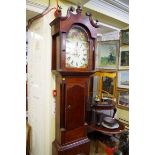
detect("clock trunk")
(52, 75), (91, 155)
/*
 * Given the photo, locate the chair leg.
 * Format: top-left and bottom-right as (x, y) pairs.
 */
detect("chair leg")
(95, 140), (99, 153)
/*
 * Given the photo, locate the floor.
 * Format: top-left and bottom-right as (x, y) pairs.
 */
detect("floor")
(90, 141), (107, 155)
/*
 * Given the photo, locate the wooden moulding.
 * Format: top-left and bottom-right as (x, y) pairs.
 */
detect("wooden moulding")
(52, 138), (90, 155)
(50, 5), (99, 38)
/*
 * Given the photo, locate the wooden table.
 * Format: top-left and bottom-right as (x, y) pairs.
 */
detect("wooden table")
(88, 120), (125, 135)
(88, 101), (126, 153)
(88, 121), (125, 153)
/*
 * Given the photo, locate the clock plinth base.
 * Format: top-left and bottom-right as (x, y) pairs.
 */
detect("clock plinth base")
(52, 138), (90, 155)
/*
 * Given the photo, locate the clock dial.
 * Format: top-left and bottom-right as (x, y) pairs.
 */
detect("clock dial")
(66, 27), (89, 68)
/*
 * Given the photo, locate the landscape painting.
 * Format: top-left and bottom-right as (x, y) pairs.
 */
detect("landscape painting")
(121, 29), (129, 45)
(96, 41), (119, 69)
(118, 70), (129, 88)
(118, 90), (129, 109)
(119, 50), (129, 69)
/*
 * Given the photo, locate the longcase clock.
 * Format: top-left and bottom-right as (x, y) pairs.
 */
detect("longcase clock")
(50, 6), (98, 155)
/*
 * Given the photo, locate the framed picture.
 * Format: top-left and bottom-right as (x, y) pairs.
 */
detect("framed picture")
(118, 70), (129, 88)
(120, 29), (129, 45)
(117, 89), (129, 110)
(89, 72), (117, 100)
(96, 40), (119, 69)
(102, 74), (116, 98)
(119, 50), (129, 69)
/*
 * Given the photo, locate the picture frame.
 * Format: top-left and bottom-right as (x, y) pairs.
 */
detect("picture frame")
(89, 72), (117, 100)
(96, 40), (119, 69)
(117, 89), (129, 110)
(120, 29), (129, 45)
(119, 50), (129, 69)
(118, 70), (129, 89)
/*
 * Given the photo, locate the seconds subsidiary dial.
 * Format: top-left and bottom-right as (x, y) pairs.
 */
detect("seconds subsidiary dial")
(66, 27), (89, 68)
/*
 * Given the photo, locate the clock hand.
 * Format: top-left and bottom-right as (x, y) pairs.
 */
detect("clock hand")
(80, 44), (82, 49)
(75, 42), (78, 55)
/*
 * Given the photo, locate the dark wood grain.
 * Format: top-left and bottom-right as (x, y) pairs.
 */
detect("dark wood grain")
(52, 138), (90, 155)
(50, 5), (98, 72)
(91, 101), (116, 110)
(50, 5), (98, 155)
(88, 120), (125, 135)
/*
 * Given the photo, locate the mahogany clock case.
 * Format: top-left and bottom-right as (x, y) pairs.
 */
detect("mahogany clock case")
(50, 6), (98, 155)
(50, 6), (98, 73)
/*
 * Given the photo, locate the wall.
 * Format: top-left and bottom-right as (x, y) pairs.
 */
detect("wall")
(83, 8), (128, 30)
(28, 12), (54, 155)
(117, 108), (129, 124)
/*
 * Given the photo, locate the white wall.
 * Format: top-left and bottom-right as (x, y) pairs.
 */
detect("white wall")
(27, 13), (55, 155)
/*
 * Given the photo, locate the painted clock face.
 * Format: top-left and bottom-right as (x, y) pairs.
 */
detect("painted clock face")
(66, 27), (89, 68)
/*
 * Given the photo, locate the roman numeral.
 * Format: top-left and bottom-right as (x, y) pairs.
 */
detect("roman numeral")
(67, 56), (71, 60)
(82, 58), (86, 61)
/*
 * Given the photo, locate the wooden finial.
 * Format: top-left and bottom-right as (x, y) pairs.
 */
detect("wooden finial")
(86, 11), (99, 28)
(76, 5), (82, 14)
(68, 6), (75, 12)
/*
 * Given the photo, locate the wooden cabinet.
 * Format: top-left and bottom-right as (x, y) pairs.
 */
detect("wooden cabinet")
(53, 73), (93, 155)
(64, 77), (87, 130)
(56, 76), (89, 144)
